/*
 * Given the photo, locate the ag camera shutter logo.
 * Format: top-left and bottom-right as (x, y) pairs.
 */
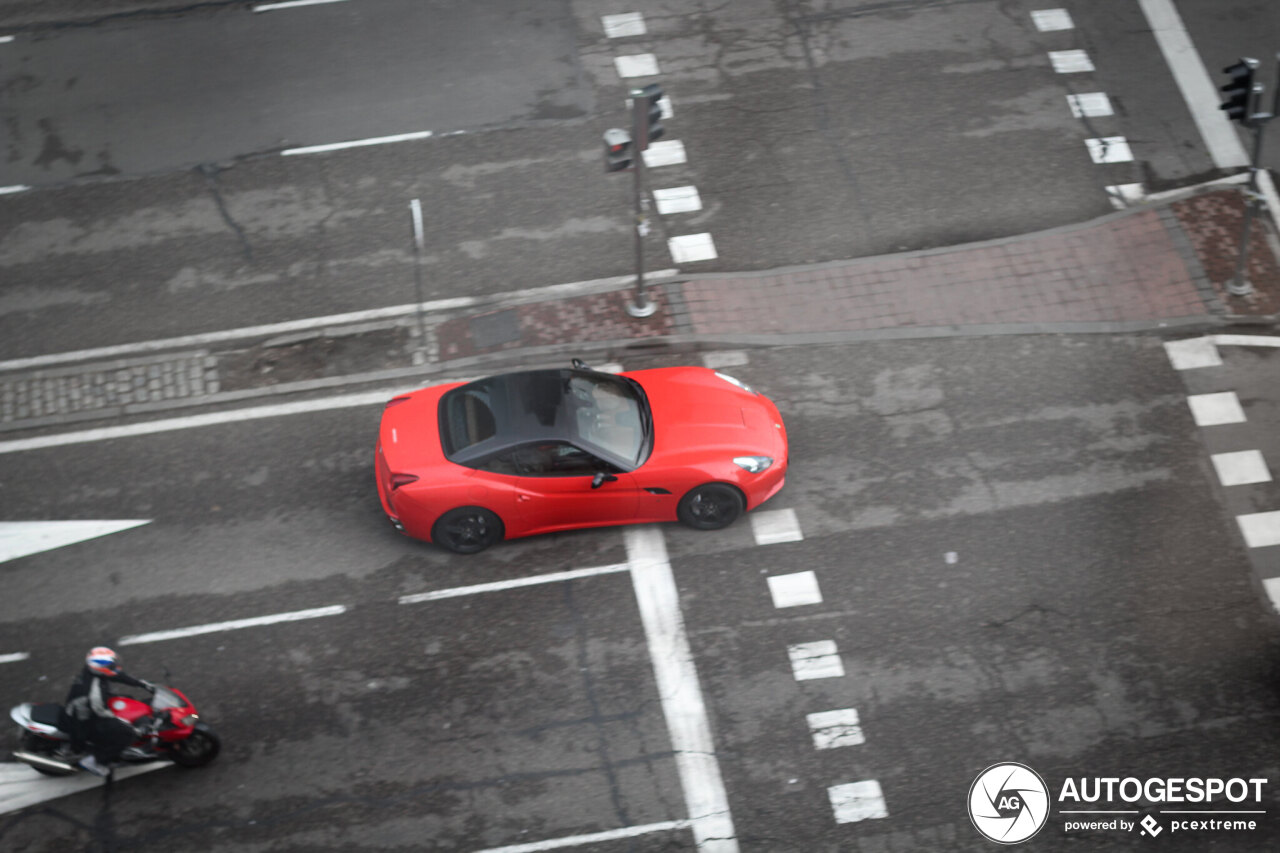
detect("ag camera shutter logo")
(969, 762), (1050, 844)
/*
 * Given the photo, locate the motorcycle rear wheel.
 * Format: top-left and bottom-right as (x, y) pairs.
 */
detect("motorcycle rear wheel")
(170, 724), (220, 768)
(18, 731), (76, 776)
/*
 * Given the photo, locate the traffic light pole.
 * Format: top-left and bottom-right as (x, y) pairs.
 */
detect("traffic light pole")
(1223, 56), (1277, 297)
(626, 94), (657, 318)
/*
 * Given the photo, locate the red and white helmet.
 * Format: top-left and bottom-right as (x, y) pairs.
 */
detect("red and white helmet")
(86, 646), (119, 676)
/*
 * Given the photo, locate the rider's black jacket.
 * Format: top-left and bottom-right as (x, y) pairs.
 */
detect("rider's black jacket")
(64, 665), (149, 724)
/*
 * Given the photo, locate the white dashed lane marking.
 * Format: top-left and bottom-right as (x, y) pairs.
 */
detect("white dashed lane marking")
(668, 233), (718, 263)
(118, 605), (347, 645)
(602, 12), (646, 38)
(787, 641), (845, 681)
(614, 54), (659, 77)
(767, 571), (823, 608)
(828, 780), (889, 823)
(1049, 49), (1094, 73)
(1187, 391), (1246, 426)
(1067, 93), (1114, 118)
(1211, 450), (1272, 487)
(1085, 137), (1134, 164)
(751, 508), (803, 545)
(1031, 8), (1074, 31)
(653, 186), (703, 214)
(644, 140), (687, 167)
(1237, 512), (1280, 549)
(701, 351), (750, 369)
(807, 709), (865, 750)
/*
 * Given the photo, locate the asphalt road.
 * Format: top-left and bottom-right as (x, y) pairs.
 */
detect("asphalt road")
(1, 337), (1277, 851)
(0, 0), (1245, 360)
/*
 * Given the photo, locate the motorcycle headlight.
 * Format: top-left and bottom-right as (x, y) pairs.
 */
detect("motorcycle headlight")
(715, 372), (757, 395)
(733, 455), (774, 473)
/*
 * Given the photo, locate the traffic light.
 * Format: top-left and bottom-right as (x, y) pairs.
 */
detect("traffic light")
(632, 83), (664, 150)
(603, 128), (632, 172)
(1220, 58), (1259, 123)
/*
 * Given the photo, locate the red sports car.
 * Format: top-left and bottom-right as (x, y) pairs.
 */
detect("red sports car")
(374, 361), (788, 553)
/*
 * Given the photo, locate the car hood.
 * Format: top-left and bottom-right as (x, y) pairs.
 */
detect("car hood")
(634, 367), (785, 459)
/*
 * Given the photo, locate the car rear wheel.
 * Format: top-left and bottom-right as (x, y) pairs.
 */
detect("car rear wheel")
(677, 483), (745, 531)
(432, 507), (504, 554)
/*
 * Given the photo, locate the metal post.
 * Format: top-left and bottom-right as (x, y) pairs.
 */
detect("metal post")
(626, 94), (657, 318)
(408, 199), (431, 354)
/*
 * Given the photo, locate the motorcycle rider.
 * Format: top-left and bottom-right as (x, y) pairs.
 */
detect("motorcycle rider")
(64, 646), (154, 777)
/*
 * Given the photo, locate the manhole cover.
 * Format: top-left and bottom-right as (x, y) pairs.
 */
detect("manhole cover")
(470, 310), (522, 349)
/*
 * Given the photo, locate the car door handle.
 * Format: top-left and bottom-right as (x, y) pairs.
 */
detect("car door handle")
(517, 494), (531, 502)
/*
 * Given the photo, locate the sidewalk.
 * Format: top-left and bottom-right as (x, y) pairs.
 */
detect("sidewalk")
(1, 183), (1277, 433)
(434, 183), (1280, 358)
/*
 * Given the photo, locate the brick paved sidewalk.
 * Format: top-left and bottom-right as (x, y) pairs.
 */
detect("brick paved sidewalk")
(437, 186), (1280, 358)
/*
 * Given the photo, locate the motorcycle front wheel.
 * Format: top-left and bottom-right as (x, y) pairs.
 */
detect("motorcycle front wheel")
(169, 723), (221, 768)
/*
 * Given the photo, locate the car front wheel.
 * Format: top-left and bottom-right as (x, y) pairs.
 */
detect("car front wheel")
(677, 483), (745, 531)
(432, 507), (504, 554)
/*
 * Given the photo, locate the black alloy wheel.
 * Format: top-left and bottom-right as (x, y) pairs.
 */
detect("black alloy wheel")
(432, 507), (504, 554)
(677, 483), (745, 531)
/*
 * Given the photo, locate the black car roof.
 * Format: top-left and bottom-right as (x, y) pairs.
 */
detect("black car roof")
(439, 368), (644, 467)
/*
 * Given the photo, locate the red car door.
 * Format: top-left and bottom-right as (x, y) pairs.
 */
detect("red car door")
(483, 442), (641, 534)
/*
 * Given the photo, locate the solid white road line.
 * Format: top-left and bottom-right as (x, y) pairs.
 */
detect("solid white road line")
(0, 390), (396, 455)
(282, 129), (435, 156)
(398, 563), (630, 604)
(0, 520), (152, 564)
(254, 0), (349, 12)
(0, 761), (168, 816)
(624, 527), (738, 852)
(473, 820), (691, 853)
(1136, 0), (1247, 169)
(118, 605), (346, 645)
(0, 185), (29, 194)
(0, 653), (30, 664)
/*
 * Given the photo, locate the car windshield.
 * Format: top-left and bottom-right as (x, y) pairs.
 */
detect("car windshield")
(439, 369), (649, 468)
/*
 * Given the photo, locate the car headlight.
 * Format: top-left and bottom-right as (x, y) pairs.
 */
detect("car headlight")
(733, 455), (774, 473)
(715, 372), (757, 395)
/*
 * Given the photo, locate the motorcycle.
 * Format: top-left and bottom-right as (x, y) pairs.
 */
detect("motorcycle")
(10, 684), (221, 775)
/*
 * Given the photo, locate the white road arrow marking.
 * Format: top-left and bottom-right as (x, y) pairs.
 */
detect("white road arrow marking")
(0, 761), (169, 815)
(0, 521), (152, 564)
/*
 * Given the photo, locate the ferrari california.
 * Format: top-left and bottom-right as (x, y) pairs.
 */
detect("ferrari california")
(374, 361), (788, 553)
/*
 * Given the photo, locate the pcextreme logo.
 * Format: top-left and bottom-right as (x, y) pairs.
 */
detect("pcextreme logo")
(968, 763), (1050, 844)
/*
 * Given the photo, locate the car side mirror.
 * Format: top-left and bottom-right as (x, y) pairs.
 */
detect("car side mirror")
(591, 472), (618, 489)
